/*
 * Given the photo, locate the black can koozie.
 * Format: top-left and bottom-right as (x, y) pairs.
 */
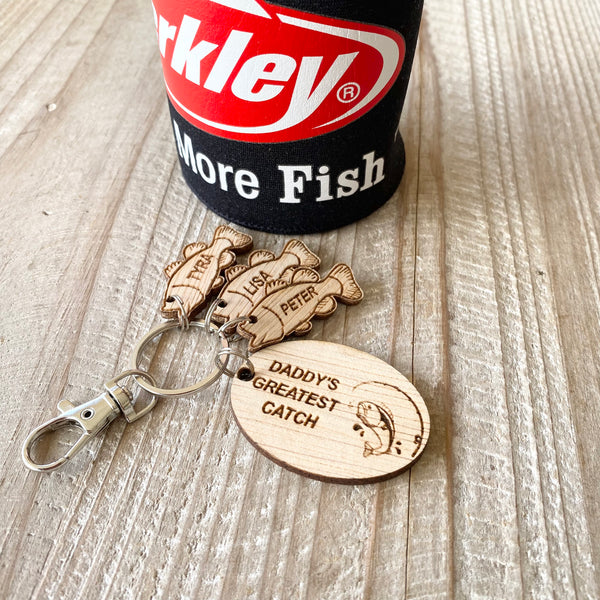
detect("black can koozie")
(152, 0), (423, 233)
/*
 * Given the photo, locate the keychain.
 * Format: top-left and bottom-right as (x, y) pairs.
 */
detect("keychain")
(23, 226), (430, 483)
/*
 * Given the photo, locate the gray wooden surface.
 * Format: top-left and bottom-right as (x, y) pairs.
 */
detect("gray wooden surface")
(1, 0), (599, 598)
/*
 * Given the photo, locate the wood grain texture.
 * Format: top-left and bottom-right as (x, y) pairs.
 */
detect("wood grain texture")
(1, 0), (599, 598)
(160, 225), (253, 319)
(237, 264), (363, 352)
(213, 239), (321, 324)
(230, 340), (430, 483)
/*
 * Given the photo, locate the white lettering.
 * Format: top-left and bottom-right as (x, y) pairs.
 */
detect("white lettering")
(278, 151), (385, 203)
(360, 151), (385, 190)
(154, 6), (402, 138)
(171, 16), (218, 85)
(337, 168), (360, 197)
(235, 170), (260, 199)
(264, 53), (357, 131)
(278, 165), (312, 203)
(217, 163), (235, 191)
(196, 152), (216, 183)
(172, 120), (260, 199)
(173, 121), (197, 173)
(232, 53), (297, 102)
(158, 15), (177, 57)
(316, 165), (333, 202)
(204, 30), (253, 93)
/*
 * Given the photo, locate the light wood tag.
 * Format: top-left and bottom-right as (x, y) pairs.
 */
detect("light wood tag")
(213, 240), (320, 324)
(230, 340), (430, 484)
(237, 264), (364, 352)
(161, 225), (252, 319)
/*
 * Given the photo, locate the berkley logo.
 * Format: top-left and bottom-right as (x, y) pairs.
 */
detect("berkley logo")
(152, 0), (405, 143)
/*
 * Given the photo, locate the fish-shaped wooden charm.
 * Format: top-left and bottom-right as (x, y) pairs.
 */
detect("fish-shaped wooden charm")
(237, 264), (363, 352)
(161, 225), (253, 319)
(213, 239), (320, 323)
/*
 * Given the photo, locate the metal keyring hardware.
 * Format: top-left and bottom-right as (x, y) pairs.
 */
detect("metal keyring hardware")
(216, 347), (255, 379)
(216, 315), (253, 343)
(105, 369), (159, 423)
(128, 319), (230, 396)
(204, 298), (226, 333)
(22, 369), (157, 472)
(168, 295), (189, 330)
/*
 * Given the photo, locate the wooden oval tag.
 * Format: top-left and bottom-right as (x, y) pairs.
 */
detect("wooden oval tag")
(230, 340), (430, 484)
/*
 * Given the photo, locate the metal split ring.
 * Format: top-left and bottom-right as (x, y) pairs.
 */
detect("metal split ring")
(215, 347), (255, 379)
(217, 315), (253, 342)
(128, 320), (230, 396)
(204, 298), (226, 333)
(168, 295), (190, 330)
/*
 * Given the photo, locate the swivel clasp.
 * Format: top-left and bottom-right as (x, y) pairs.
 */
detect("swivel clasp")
(22, 369), (157, 472)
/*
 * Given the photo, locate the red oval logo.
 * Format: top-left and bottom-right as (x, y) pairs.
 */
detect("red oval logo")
(153, 0), (405, 143)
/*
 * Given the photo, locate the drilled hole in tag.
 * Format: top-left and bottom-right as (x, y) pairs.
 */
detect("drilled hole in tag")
(237, 367), (254, 381)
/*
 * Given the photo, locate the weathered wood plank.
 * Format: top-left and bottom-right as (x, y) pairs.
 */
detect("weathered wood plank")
(0, 0), (599, 598)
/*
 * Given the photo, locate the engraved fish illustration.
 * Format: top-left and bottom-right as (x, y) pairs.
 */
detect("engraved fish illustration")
(237, 264), (363, 352)
(161, 225), (253, 319)
(355, 401), (396, 457)
(213, 239), (320, 323)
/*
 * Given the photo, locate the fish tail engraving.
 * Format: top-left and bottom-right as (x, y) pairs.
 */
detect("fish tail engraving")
(214, 224), (253, 251)
(327, 264), (363, 304)
(283, 239), (320, 269)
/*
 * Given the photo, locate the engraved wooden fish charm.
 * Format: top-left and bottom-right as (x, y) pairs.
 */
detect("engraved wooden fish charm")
(237, 264), (363, 352)
(161, 225), (253, 319)
(213, 239), (320, 323)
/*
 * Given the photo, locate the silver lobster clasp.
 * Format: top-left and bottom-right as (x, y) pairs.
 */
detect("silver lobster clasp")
(22, 369), (157, 472)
